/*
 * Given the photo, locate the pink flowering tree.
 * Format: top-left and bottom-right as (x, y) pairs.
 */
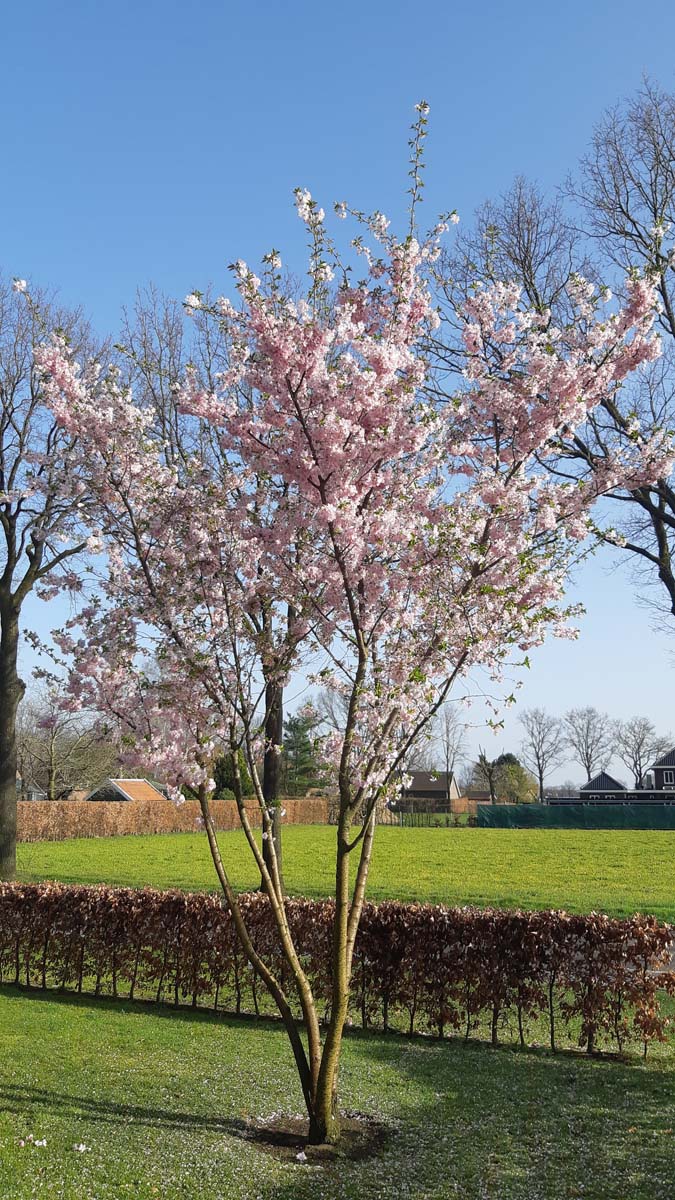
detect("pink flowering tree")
(38, 108), (671, 1144)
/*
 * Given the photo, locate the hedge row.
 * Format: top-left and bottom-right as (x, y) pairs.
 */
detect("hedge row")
(2, 883), (673, 1053)
(16, 796), (330, 842)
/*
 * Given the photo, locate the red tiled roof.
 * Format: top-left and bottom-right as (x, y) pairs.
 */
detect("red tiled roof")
(85, 778), (166, 803)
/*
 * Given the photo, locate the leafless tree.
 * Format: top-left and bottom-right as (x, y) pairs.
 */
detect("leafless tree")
(0, 280), (98, 878)
(315, 684), (350, 733)
(563, 80), (675, 620)
(431, 83), (675, 626)
(17, 688), (119, 799)
(563, 707), (615, 782)
(405, 745), (438, 772)
(613, 715), (672, 787)
(473, 748), (501, 803)
(437, 704), (467, 801)
(430, 176), (588, 382)
(546, 780), (581, 797)
(519, 707), (567, 802)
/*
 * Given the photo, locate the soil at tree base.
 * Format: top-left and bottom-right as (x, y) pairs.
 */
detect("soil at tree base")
(238, 1112), (389, 1165)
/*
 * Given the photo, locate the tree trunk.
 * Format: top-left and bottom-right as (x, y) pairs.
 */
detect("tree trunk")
(310, 831), (351, 1143)
(48, 734), (57, 801)
(309, 807), (375, 1143)
(262, 678), (284, 892)
(539, 769), (545, 804)
(0, 605), (24, 880)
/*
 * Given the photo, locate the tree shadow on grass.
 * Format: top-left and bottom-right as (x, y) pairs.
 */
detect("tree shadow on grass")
(240, 1034), (675, 1200)
(0, 981), (286, 1032)
(330, 1035), (675, 1200)
(0, 1080), (249, 1137)
(2, 986), (675, 1199)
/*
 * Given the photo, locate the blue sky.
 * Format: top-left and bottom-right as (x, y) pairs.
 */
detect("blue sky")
(4, 0), (675, 781)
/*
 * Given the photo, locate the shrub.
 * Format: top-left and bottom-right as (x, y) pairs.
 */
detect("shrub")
(16, 796), (329, 842)
(0, 882), (672, 1054)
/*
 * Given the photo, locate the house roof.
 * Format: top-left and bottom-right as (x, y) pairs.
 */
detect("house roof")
(650, 748), (675, 769)
(16, 773), (47, 798)
(84, 778), (166, 803)
(580, 771), (626, 793)
(402, 771), (453, 794)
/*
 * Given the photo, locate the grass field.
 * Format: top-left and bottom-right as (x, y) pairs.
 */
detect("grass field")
(16, 825), (675, 921)
(0, 987), (673, 1200)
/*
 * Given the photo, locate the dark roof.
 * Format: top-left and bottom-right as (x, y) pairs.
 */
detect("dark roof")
(650, 748), (675, 769)
(580, 771), (626, 792)
(402, 771), (453, 795)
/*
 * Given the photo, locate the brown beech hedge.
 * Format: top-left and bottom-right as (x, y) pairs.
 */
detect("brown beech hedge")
(0, 883), (673, 1054)
(16, 795), (330, 842)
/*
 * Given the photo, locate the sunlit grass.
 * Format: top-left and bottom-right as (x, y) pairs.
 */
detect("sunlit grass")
(0, 987), (673, 1200)
(17, 825), (675, 921)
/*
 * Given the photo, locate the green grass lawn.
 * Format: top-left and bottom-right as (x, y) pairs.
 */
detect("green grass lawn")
(0, 986), (673, 1200)
(17, 825), (675, 921)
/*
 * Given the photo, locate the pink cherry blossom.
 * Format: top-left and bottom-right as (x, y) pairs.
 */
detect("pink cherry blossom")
(36, 148), (671, 1143)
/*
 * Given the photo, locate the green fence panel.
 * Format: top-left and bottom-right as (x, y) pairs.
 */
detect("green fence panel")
(477, 803), (675, 829)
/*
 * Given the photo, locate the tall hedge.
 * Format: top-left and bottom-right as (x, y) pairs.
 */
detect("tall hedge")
(0, 883), (672, 1054)
(16, 796), (329, 843)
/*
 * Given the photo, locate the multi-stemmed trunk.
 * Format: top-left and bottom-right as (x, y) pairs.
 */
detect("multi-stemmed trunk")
(200, 763), (376, 1145)
(309, 812), (367, 1140)
(0, 604), (24, 880)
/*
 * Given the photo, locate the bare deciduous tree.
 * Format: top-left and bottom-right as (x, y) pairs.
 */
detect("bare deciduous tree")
(545, 779), (581, 797)
(564, 80), (675, 620)
(613, 715), (672, 787)
(519, 707), (567, 802)
(563, 707), (615, 783)
(430, 176), (588, 380)
(437, 704), (466, 802)
(405, 712), (440, 773)
(315, 685), (350, 734)
(17, 689), (119, 799)
(432, 82), (675, 626)
(473, 748), (501, 803)
(0, 280), (97, 878)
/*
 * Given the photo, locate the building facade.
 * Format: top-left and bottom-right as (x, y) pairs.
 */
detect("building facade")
(547, 751), (675, 805)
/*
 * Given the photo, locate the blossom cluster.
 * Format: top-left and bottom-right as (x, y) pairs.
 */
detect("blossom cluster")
(36, 189), (670, 818)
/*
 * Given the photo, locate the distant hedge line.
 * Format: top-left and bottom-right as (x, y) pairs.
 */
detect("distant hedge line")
(16, 796), (330, 842)
(1, 883), (673, 1054)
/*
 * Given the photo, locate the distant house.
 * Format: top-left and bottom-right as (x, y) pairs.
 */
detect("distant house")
(643, 748), (675, 792)
(84, 778), (167, 803)
(16, 773), (47, 802)
(399, 770), (460, 809)
(548, 750), (675, 805)
(463, 788), (494, 803)
(580, 771), (626, 796)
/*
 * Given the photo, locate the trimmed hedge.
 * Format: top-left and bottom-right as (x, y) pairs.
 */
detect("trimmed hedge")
(1, 882), (673, 1053)
(16, 796), (329, 842)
